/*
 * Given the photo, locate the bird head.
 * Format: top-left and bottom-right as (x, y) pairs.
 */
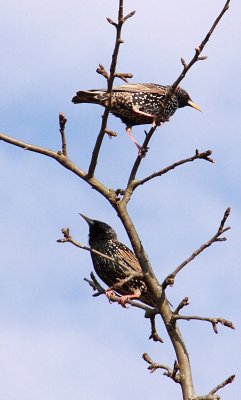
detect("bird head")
(176, 87), (202, 111)
(80, 214), (117, 242)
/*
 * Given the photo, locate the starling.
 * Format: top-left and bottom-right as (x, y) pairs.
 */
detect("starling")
(81, 214), (155, 308)
(72, 83), (201, 151)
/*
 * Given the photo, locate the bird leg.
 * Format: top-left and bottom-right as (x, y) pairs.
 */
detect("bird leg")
(118, 293), (141, 308)
(132, 105), (156, 120)
(126, 127), (148, 157)
(105, 289), (116, 302)
(106, 289), (142, 308)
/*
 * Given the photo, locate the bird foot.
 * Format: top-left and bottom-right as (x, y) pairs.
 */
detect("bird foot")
(105, 289), (116, 303)
(118, 294), (140, 308)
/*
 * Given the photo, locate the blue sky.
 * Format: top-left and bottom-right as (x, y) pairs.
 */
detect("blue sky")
(0, 1), (240, 399)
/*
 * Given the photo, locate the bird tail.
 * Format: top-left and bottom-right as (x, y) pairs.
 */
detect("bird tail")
(72, 89), (108, 105)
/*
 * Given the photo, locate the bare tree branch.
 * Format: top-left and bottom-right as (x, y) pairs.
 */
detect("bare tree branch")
(127, 126), (157, 184)
(121, 150), (214, 205)
(163, 208), (231, 288)
(59, 112), (68, 156)
(171, 314), (235, 334)
(172, 0), (230, 90)
(190, 374), (235, 400)
(57, 227), (143, 277)
(87, 1), (135, 177)
(174, 297), (190, 315)
(0, 1), (234, 400)
(208, 375), (235, 396)
(84, 272), (154, 313)
(0, 132), (118, 203)
(155, 0), (231, 128)
(126, 1), (230, 185)
(149, 314), (163, 343)
(120, 149), (214, 205)
(142, 353), (181, 383)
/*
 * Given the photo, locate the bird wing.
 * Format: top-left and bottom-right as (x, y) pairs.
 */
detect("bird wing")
(111, 83), (167, 95)
(116, 243), (143, 273)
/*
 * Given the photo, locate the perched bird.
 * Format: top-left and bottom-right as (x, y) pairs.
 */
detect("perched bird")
(81, 214), (155, 307)
(72, 83), (201, 152)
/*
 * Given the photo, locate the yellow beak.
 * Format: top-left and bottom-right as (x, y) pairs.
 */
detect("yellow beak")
(187, 100), (202, 112)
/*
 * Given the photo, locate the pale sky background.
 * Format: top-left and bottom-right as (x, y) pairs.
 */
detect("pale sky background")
(0, 1), (240, 399)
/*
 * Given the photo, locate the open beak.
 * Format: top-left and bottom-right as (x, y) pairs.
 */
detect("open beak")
(79, 213), (94, 226)
(187, 100), (202, 112)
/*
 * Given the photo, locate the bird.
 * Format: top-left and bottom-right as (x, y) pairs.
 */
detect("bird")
(72, 83), (201, 152)
(80, 214), (155, 308)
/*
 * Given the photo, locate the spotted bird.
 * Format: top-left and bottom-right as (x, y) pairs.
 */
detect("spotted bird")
(72, 83), (201, 152)
(81, 214), (155, 307)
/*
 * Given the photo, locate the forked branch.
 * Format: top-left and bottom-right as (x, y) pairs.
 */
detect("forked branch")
(127, 0), (230, 185)
(143, 353), (181, 383)
(172, 314), (235, 334)
(163, 208), (231, 289)
(87, 0), (135, 177)
(190, 374), (235, 400)
(84, 272), (154, 314)
(122, 150), (214, 204)
(57, 227), (142, 277)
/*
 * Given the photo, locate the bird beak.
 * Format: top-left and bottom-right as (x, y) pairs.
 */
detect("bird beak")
(187, 100), (202, 112)
(79, 213), (94, 226)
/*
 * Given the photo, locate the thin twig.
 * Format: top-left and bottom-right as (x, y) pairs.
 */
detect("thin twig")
(126, 1), (230, 192)
(121, 149), (214, 205)
(111, 271), (144, 290)
(172, 0), (230, 90)
(114, 72), (133, 83)
(174, 297), (190, 315)
(84, 272), (155, 313)
(190, 374), (235, 400)
(0, 132), (117, 203)
(59, 113), (67, 156)
(57, 227), (143, 276)
(149, 315), (164, 343)
(171, 315), (235, 334)
(127, 126), (157, 185)
(88, 1), (135, 177)
(163, 208), (231, 288)
(133, 149), (214, 189)
(142, 353), (181, 383)
(155, 0), (231, 127)
(208, 374), (235, 396)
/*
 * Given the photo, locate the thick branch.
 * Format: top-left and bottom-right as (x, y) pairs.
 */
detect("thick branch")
(0, 132), (118, 204)
(163, 208), (231, 288)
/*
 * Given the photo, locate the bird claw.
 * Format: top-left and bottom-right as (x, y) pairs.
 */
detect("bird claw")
(105, 289), (116, 303)
(118, 296), (130, 308)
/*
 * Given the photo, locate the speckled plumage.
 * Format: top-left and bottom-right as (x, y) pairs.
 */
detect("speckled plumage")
(81, 214), (155, 307)
(72, 83), (200, 128)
